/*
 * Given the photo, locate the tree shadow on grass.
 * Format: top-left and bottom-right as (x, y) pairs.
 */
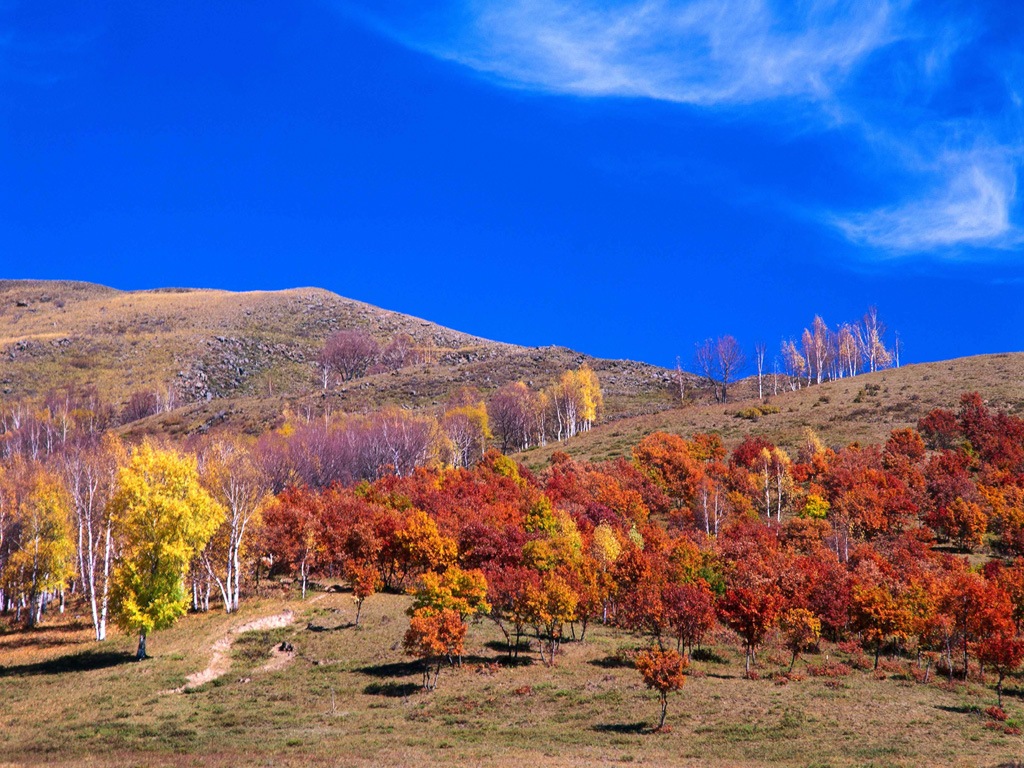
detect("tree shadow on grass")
(589, 655), (633, 669)
(481, 643), (536, 667)
(0, 634), (92, 652)
(592, 722), (649, 734)
(0, 649), (133, 677)
(357, 660), (423, 678)
(691, 648), (728, 664)
(363, 681), (421, 697)
(936, 704), (982, 715)
(306, 622), (355, 633)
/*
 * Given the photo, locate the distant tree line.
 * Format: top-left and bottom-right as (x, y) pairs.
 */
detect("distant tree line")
(692, 307), (900, 403)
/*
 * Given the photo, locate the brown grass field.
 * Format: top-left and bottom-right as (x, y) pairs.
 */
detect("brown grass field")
(3, 586), (1024, 768)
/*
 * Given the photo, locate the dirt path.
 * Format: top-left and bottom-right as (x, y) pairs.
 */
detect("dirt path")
(166, 610), (295, 693)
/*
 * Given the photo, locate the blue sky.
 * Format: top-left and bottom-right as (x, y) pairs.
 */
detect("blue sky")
(1, 1), (1022, 370)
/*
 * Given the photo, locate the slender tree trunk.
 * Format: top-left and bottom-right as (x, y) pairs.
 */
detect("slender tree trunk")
(659, 694), (668, 729)
(97, 523), (112, 641)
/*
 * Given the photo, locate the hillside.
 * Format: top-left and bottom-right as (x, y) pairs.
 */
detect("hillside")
(0, 280), (682, 437)
(4, 280), (1023, 454)
(517, 353), (1024, 469)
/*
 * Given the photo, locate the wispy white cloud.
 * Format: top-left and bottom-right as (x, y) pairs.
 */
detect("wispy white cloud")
(341, 0), (1023, 256)
(362, 0), (900, 106)
(834, 145), (1021, 251)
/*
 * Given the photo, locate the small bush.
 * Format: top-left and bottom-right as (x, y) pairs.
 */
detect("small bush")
(985, 706), (1008, 722)
(735, 405), (781, 421)
(807, 661), (852, 678)
(849, 653), (874, 671)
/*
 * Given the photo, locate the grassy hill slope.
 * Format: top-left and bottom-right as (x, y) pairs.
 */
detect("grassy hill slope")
(0, 280), (681, 437)
(518, 353), (1024, 469)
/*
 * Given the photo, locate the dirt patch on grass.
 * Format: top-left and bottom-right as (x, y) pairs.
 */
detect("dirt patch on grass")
(165, 610), (294, 693)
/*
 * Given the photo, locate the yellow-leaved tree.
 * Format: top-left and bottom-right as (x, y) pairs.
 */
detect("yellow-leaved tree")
(0, 468), (75, 627)
(198, 438), (269, 613)
(109, 443), (225, 659)
(550, 365), (603, 441)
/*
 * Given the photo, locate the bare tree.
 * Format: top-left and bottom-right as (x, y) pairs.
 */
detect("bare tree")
(801, 316), (831, 385)
(754, 342), (767, 400)
(696, 336), (745, 403)
(379, 333), (420, 371)
(835, 323), (860, 378)
(859, 306), (892, 373)
(319, 330), (381, 386)
(60, 437), (122, 640)
(488, 382), (541, 453)
(198, 439), (269, 613)
(781, 339), (805, 391)
(715, 336), (745, 403)
(694, 339), (717, 399)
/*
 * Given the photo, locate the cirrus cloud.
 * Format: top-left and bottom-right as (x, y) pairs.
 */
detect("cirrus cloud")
(339, 0), (1023, 257)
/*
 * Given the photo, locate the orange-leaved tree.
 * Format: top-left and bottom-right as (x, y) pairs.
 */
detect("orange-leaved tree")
(403, 608), (467, 690)
(635, 648), (689, 730)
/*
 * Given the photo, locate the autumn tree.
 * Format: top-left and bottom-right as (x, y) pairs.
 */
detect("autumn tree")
(199, 438), (269, 612)
(260, 486), (323, 598)
(0, 469), (75, 626)
(394, 509), (457, 585)
(442, 389), (491, 468)
(977, 619), (1024, 707)
(403, 608), (467, 690)
(635, 648), (688, 730)
(524, 571), (578, 665)
(411, 565), (491, 621)
(349, 563), (380, 626)
(319, 329), (381, 387)
(109, 443), (225, 659)
(718, 575), (782, 677)
(61, 435), (124, 639)
(550, 365), (603, 440)
(942, 498), (987, 553)
(780, 607), (821, 671)
(663, 580), (717, 658)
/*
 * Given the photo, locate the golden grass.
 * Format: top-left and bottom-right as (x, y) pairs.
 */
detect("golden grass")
(3, 588), (1023, 767)
(0, 281), (678, 436)
(519, 353), (1024, 469)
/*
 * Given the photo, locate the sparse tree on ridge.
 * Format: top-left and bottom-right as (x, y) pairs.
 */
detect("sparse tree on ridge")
(695, 336), (745, 403)
(754, 342), (767, 400)
(860, 306), (892, 373)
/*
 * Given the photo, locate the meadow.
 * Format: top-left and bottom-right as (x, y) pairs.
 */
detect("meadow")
(3, 585), (1022, 768)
